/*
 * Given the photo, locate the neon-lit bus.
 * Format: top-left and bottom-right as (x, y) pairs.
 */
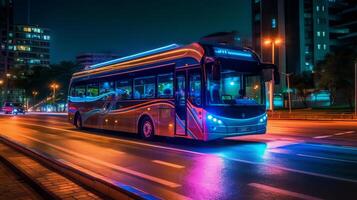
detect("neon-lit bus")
(68, 42), (278, 141)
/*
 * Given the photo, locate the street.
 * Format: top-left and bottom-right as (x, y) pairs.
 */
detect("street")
(0, 113), (356, 200)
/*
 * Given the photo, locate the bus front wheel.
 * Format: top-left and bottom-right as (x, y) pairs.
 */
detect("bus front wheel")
(74, 113), (83, 129)
(139, 116), (154, 140)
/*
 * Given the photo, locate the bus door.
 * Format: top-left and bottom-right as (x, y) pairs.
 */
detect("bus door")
(175, 70), (187, 136)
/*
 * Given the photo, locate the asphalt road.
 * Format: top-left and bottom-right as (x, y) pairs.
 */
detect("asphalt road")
(0, 113), (356, 200)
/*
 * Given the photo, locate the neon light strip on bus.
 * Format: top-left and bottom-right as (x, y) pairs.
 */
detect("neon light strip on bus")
(86, 44), (181, 70)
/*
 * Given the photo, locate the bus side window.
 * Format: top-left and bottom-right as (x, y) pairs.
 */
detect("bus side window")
(134, 76), (155, 99)
(116, 79), (132, 100)
(157, 73), (173, 98)
(189, 71), (202, 106)
(86, 83), (99, 97)
(75, 85), (86, 98)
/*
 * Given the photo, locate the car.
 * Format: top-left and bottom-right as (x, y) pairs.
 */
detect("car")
(2, 102), (26, 115)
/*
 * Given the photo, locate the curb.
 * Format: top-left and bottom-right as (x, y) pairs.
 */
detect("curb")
(0, 152), (58, 200)
(0, 136), (160, 200)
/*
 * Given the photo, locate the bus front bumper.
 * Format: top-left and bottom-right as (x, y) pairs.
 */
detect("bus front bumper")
(206, 124), (266, 140)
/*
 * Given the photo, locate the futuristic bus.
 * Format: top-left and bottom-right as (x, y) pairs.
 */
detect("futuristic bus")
(68, 42), (278, 141)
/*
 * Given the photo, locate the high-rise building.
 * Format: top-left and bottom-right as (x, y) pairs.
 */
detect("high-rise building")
(0, 0), (14, 76)
(11, 24), (51, 68)
(329, 0), (357, 51)
(76, 53), (120, 69)
(252, 0), (356, 78)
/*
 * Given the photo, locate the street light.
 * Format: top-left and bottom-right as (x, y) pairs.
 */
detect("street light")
(0, 79), (3, 85)
(263, 37), (283, 111)
(32, 91), (38, 108)
(50, 83), (59, 111)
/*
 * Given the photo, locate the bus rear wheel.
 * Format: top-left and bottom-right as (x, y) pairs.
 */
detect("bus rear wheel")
(139, 117), (154, 140)
(74, 113), (83, 129)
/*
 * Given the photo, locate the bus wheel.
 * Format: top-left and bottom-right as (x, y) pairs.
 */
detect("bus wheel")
(140, 117), (154, 140)
(74, 113), (83, 129)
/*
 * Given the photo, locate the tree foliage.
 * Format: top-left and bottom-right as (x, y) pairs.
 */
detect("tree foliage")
(290, 71), (315, 107)
(316, 47), (357, 109)
(10, 61), (81, 102)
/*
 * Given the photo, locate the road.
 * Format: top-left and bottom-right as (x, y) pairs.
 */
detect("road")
(0, 113), (356, 200)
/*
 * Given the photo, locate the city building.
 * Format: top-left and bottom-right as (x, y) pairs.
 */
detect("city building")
(11, 24), (51, 68)
(0, 0), (14, 76)
(199, 31), (251, 47)
(329, 0), (357, 50)
(252, 0), (356, 88)
(76, 53), (120, 69)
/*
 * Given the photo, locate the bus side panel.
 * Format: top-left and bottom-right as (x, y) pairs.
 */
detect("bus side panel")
(187, 103), (205, 140)
(157, 106), (175, 137)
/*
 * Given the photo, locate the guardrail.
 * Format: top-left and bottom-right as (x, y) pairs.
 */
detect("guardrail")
(268, 112), (357, 121)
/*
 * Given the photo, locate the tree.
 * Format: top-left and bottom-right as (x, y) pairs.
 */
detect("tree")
(290, 71), (315, 107)
(316, 47), (357, 109)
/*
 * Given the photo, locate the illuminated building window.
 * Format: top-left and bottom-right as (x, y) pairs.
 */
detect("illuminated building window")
(322, 6), (325, 11)
(322, 31), (325, 37)
(323, 44), (327, 50)
(272, 18), (277, 28)
(316, 6), (319, 12)
(317, 44), (321, 50)
(317, 31), (320, 37)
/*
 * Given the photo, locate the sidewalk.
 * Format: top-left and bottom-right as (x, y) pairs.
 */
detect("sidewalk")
(0, 159), (43, 200)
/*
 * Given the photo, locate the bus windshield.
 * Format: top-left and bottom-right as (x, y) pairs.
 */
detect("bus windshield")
(206, 65), (263, 106)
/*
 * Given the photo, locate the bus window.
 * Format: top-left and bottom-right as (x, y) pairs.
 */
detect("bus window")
(75, 85), (86, 97)
(116, 79), (132, 99)
(158, 73), (173, 98)
(189, 71), (202, 106)
(134, 76), (155, 99)
(100, 81), (114, 94)
(86, 83), (99, 97)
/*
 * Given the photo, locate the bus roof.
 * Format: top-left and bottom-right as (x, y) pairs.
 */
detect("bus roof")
(72, 42), (260, 80)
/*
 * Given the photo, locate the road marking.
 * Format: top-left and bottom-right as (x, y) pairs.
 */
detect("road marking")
(248, 183), (322, 200)
(267, 140), (298, 149)
(297, 154), (357, 164)
(20, 135), (181, 188)
(314, 131), (355, 139)
(334, 131), (355, 136)
(152, 160), (185, 169)
(6, 121), (357, 183)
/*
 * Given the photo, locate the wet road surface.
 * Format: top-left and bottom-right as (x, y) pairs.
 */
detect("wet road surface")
(0, 113), (356, 200)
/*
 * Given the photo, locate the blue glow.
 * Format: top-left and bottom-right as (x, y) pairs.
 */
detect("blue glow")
(213, 118), (217, 122)
(87, 44), (180, 70)
(230, 81), (235, 86)
(217, 120), (222, 124)
(207, 115), (213, 120)
(213, 47), (252, 58)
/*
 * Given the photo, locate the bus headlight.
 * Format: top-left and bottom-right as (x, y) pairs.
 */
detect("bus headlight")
(207, 114), (223, 125)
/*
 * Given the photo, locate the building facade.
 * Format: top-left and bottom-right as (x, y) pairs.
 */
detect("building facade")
(11, 24), (51, 68)
(0, 0), (14, 76)
(76, 53), (120, 69)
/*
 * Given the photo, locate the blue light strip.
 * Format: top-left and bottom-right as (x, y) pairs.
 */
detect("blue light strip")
(213, 47), (252, 58)
(86, 44), (181, 70)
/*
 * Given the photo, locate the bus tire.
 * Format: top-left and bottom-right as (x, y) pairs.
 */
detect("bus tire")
(139, 116), (154, 140)
(74, 113), (83, 129)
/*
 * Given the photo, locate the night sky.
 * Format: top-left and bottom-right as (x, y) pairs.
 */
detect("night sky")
(15, 0), (251, 63)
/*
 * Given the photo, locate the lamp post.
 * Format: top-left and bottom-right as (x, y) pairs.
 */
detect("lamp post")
(263, 38), (282, 111)
(355, 59), (357, 116)
(32, 91), (38, 108)
(280, 72), (292, 113)
(50, 83), (59, 112)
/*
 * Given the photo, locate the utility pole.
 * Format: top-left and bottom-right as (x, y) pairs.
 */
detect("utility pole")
(286, 73), (292, 113)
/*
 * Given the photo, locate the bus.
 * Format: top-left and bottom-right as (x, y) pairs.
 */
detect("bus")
(68, 42), (278, 141)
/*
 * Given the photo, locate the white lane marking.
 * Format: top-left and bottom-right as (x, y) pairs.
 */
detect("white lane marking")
(248, 183), (323, 200)
(21, 135), (181, 188)
(15, 122), (207, 156)
(334, 131), (355, 136)
(152, 160), (185, 169)
(57, 159), (192, 200)
(313, 135), (332, 139)
(314, 130), (355, 139)
(8, 122), (357, 183)
(297, 154), (357, 164)
(267, 140), (298, 149)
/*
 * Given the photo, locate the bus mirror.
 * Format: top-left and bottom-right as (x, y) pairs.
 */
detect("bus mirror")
(212, 64), (221, 81)
(262, 69), (273, 82)
(274, 70), (280, 85)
